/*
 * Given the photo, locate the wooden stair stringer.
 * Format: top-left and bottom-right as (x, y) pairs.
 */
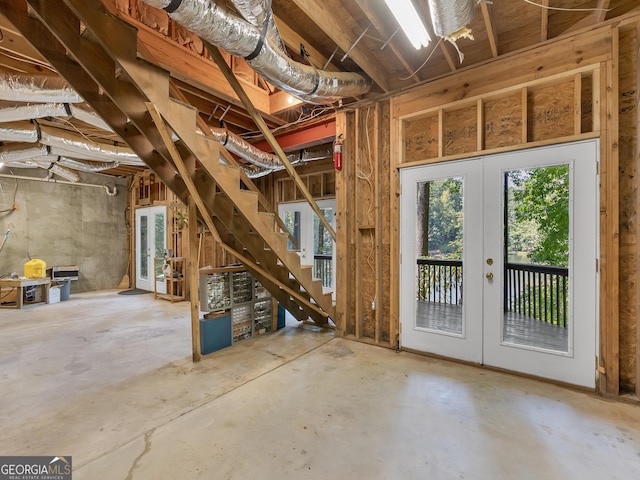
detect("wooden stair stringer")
(26, 0), (335, 321)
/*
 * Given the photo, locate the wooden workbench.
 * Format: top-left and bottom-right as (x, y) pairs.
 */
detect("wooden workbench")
(0, 277), (51, 309)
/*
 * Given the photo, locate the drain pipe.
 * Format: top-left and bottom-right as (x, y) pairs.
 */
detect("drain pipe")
(0, 173), (118, 196)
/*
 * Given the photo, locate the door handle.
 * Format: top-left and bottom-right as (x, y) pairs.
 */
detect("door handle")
(486, 271), (494, 281)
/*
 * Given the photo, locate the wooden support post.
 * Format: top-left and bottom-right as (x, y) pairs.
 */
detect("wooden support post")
(438, 109), (444, 158)
(188, 197), (201, 362)
(205, 42), (336, 242)
(374, 103), (382, 345)
(336, 111), (354, 337)
(636, 25), (640, 397)
(521, 87), (529, 144)
(389, 99), (401, 348)
(574, 73), (583, 135)
(477, 99), (485, 151)
(599, 31), (620, 395)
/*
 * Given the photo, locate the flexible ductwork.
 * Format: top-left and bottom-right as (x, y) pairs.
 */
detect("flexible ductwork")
(0, 122), (40, 143)
(22, 156), (80, 182)
(55, 157), (120, 173)
(0, 122), (143, 165)
(209, 126), (280, 169)
(229, 0), (287, 55)
(0, 103), (70, 123)
(0, 73), (83, 104)
(0, 145), (119, 173)
(141, 0), (371, 104)
(429, 0), (479, 38)
(0, 145), (49, 164)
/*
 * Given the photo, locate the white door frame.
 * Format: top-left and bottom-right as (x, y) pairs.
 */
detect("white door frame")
(399, 140), (599, 388)
(135, 205), (167, 293)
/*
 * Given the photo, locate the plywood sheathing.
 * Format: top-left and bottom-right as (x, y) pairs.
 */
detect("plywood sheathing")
(618, 27), (639, 393)
(484, 93), (524, 150)
(527, 80), (575, 142)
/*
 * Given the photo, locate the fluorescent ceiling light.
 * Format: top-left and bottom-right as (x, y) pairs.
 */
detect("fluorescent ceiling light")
(384, 0), (431, 50)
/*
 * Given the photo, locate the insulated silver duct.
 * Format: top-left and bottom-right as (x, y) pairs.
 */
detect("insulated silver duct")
(209, 126), (280, 169)
(0, 146), (117, 173)
(0, 123), (143, 165)
(0, 122), (40, 143)
(0, 73), (84, 104)
(0, 103), (113, 131)
(0, 103), (69, 123)
(0, 145), (49, 164)
(56, 157), (120, 172)
(429, 0), (479, 38)
(230, 0), (287, 55)
(23, 156), (80, 182)
(141, 0), (371, 104)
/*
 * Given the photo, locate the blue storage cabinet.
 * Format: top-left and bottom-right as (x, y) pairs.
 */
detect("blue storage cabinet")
(277, 304), (286, 330)
(200, 312), (232, 355)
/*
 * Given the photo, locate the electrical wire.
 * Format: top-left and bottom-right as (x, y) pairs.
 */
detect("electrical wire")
(523, 0), (612, 12)
(0, 49), (57, 73)
(357, 106), (376, 281)
(399, 38), (443, 81)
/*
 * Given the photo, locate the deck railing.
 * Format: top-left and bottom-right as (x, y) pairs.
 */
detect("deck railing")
(313, 254), (333, 288)
(417, 258), (463, 305)
(504, 262), (568, 327)
(416, 259), (569, 327)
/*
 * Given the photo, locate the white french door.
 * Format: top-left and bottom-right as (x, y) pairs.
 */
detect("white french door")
(278, 200), (336, 294)
(135, 206), (167, 293)
(400, 141), (598, 388)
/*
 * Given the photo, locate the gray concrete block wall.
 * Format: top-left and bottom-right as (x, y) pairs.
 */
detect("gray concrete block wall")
(0, 171), (128, 293)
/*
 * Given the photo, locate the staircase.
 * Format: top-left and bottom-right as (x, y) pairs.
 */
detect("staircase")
(6, 0), (334, 325)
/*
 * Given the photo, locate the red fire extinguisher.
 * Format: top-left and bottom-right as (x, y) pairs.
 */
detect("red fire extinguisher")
(334, 135), (343, 171)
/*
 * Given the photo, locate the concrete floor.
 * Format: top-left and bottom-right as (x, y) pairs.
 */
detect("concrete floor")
(1, 291), (640, 479)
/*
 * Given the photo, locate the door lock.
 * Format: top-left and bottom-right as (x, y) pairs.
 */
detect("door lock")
(486, 258), (494, 266)
(486, 271), (494, 281)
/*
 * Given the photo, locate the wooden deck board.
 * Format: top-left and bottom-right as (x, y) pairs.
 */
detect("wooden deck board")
(415, 301), (569, 352)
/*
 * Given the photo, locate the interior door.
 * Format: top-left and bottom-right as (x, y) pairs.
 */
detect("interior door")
(135, 206), (167, 293)
(400, 141), (598, 388)
(279, 200), (336, 293)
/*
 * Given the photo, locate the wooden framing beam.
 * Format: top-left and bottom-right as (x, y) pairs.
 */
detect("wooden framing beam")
(167, 80), (298, 249)
(541, 0), (550, 41)
(596, 0), (612, 24)
(599, 28), (620, 394)
(188, 196), (201, 362)
(206, 42), (337, 242)
(146, 103), (329, 321)
(288, 0), (391, 92)
(636, 23), (640, 399)
(481, 2), (499, 58)
(273, 14), (339, 73)
(355, 0), (421, 83)
(101, 0), (276, 116)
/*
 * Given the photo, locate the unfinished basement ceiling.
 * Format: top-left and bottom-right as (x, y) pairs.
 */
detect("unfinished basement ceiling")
(0, 0), (638, 179)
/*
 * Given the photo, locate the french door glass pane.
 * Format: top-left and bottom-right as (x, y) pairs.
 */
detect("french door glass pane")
(283, 211), (301, 250)
(415, 177), (464, 335)
(139, 215), (148, 279)
(313, 207), (334, 288)
(154, 213), (165, 277)
(503, 165), (570, 353)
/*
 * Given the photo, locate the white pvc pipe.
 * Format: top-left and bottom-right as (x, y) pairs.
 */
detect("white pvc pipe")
(0, 173), (118, 196)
